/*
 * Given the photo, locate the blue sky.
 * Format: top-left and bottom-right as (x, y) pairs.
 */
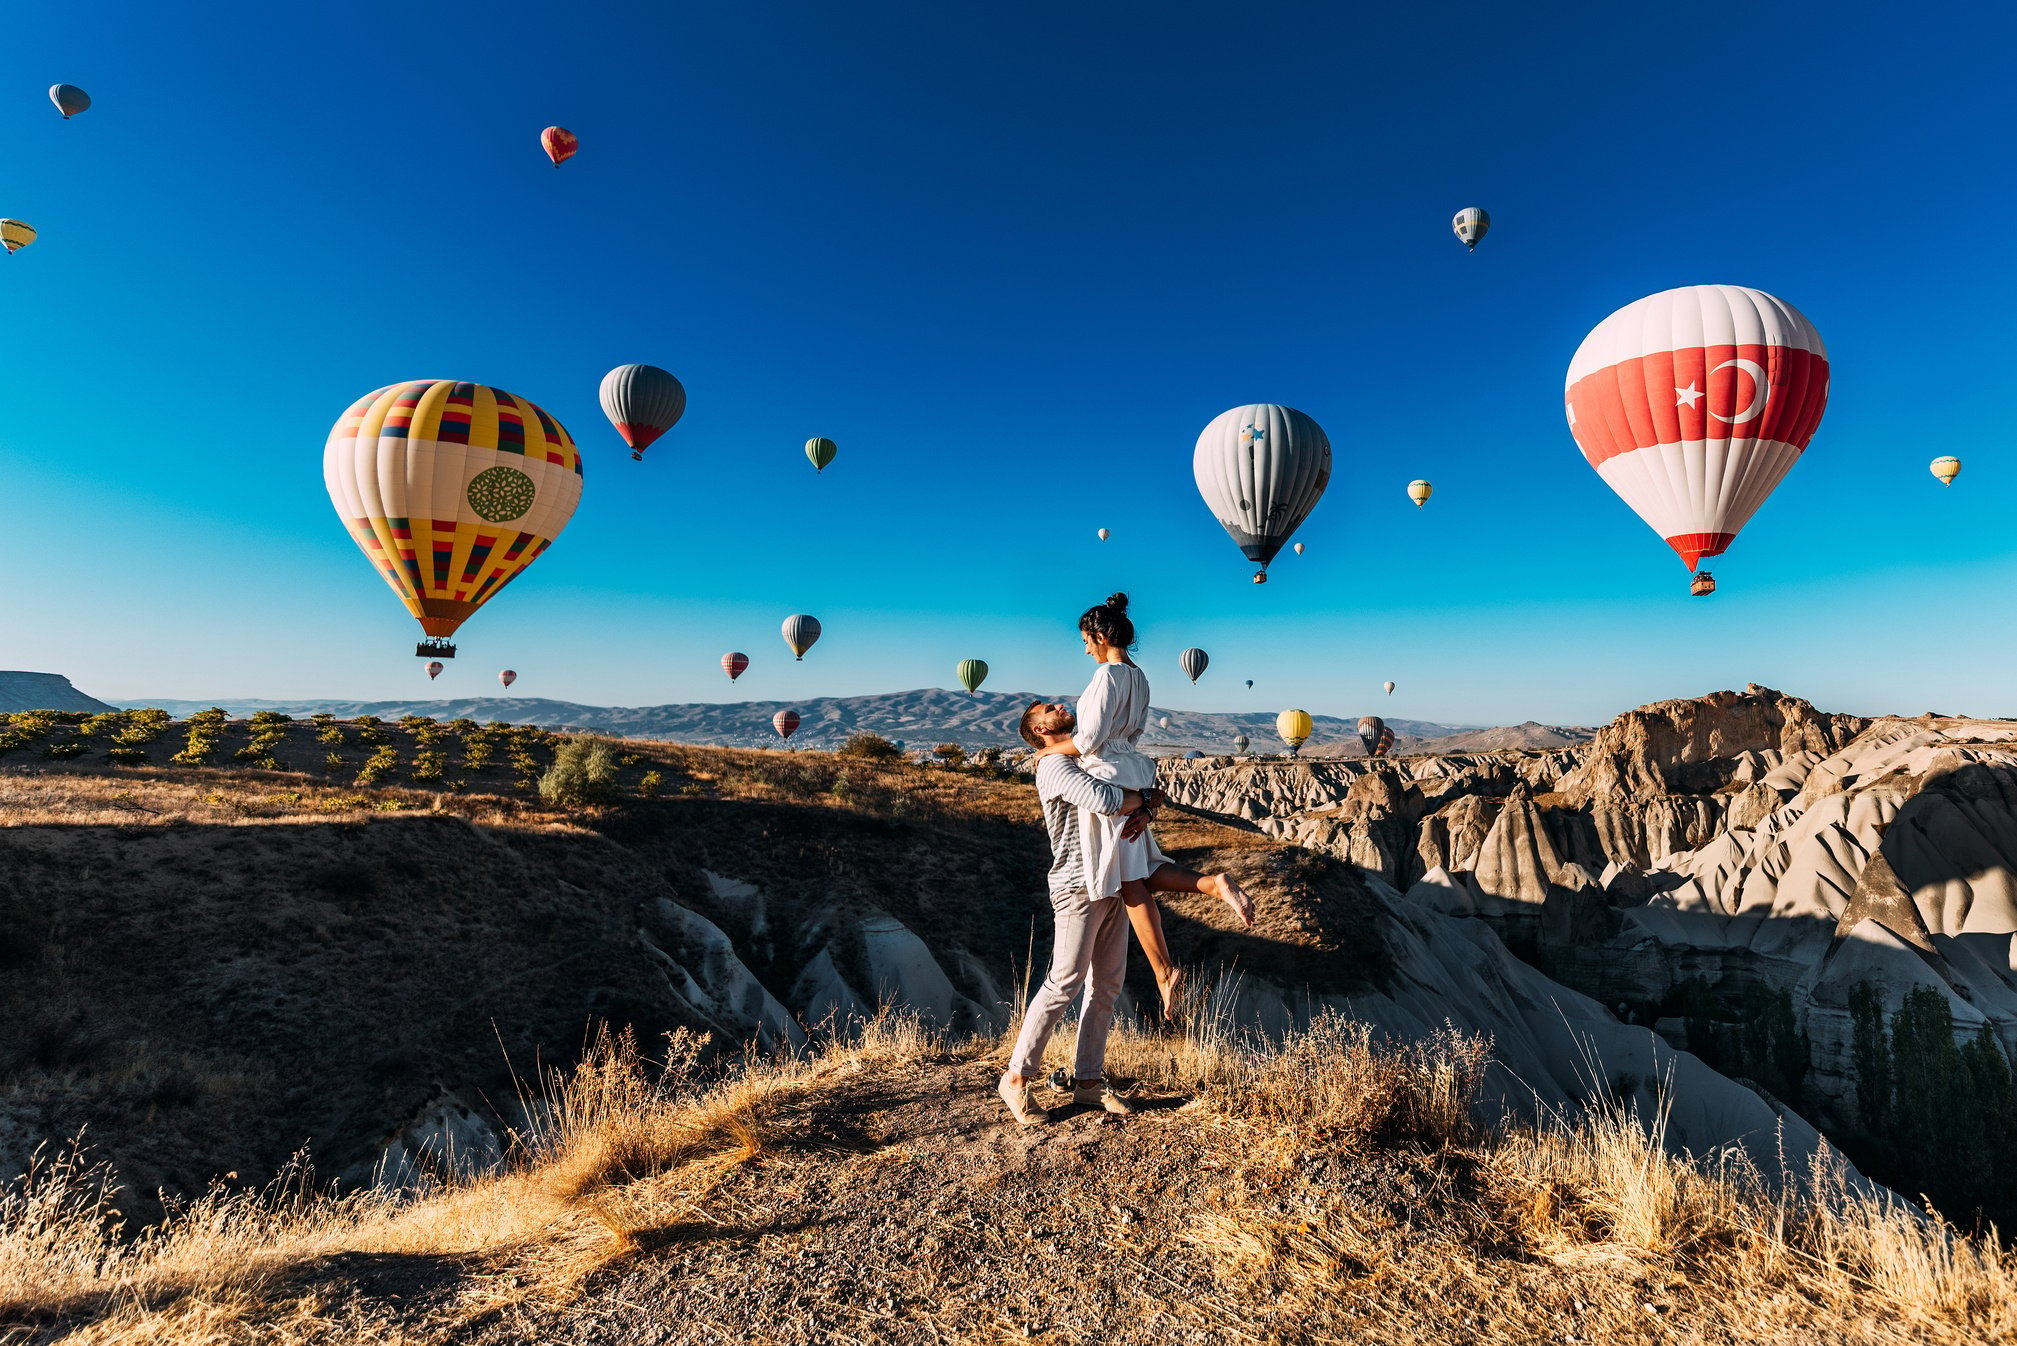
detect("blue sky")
(2, 1), (2012, 727)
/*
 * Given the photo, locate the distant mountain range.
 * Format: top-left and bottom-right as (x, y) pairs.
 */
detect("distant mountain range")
(0, 672), (117, 715)
(116, 687), (1590, 756)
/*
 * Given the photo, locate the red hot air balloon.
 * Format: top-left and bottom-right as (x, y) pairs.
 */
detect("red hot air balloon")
(426, 661), (444, 680)
(772, 709), (800, 740)
(541, 127), (578, 167)
(1566, 285), (1828, 580)
(722, 651), (749, 681)
(498, 669), (517, 688)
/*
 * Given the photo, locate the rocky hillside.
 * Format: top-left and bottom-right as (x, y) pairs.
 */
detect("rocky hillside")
(0, 672), (114, 714)
(128, 689), (1475, 755)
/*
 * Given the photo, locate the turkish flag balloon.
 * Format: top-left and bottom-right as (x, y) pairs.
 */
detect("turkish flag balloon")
(1565, 285), (1828, 571)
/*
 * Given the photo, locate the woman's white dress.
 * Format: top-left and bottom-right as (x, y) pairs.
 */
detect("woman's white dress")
(1073, 661), (1166, 899)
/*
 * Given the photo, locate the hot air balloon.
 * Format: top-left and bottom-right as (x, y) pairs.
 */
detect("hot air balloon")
(1691, 572), (1717, 597)
(1178, 647), (1209, 684)
(1452, 207), (1490, 251)
(1277, 709), (1312, 755)
(499, 669), (517, 688)
(722, 651), (748, 681)
(1294, 542), (1305, 555)
(1931, 456), (1961, 487)
(1097, 528), (1110, 542)
(0, 220), (37, 255)
(1357, 715), (1393, 757)
(1194, 405), (1331, 583)
(772, 709), (800, 740)
(782, 614), (821, 660)
(956, 658), (988, 693)
(48, 85), (89, 119)
(1408, 480), (1433, 508)
(541, 127), (578, 167)
(1383, 681), (1395, 696)
(1158, 715), (1171, 730)
(324, 381), (583, 658)
(805, 437), (836, 472)
(1245, 679), (1253, 690)
(1232, 733), (1250, 754)
(599, 365), (686, 461)
(426, 661), (444, 680)
(1566, 285), (1829, 592)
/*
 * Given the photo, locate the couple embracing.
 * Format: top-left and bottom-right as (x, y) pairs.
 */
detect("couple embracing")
(998, 593), (1253, 1125)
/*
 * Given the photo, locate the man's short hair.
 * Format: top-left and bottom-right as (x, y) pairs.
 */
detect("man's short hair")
(1019, 701), (1048, 751)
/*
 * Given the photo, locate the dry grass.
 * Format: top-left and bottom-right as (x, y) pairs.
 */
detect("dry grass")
(6, 1002), (2015, 1345)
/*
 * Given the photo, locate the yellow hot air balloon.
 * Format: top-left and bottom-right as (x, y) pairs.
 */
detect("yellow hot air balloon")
(324, 381), (583, 657)
(1930, 456), (1961, 487)
(1407, 480), (1433, 508)
(1276, 708), (1312, 754)
(0, 220), (38, 255)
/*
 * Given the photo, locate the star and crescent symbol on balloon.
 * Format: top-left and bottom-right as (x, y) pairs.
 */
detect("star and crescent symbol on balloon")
(1674, 381), (1704, 409)
(1672, 361), (1768, 423)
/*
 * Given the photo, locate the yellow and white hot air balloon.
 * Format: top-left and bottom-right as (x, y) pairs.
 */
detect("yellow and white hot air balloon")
(324, 381), (583, 657)
(1407, 480), (1432, 508)
(1930, 456), (1961, 487)
(0, 220), (38, 255)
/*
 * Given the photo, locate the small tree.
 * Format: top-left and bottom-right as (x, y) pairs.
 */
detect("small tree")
(932, 742), (967, 767)
(539, 736), (620, 808)
(840, 731), (902, 761)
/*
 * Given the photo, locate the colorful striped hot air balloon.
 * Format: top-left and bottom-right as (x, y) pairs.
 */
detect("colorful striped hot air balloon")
(1566, 285), (1828, 590)
(323, 381), (583, 658)
(1931, 456), (1961, 487)
(782, 614), (821, 660)
(1277, 709), (1312, 754)
(805, 437), (836, 472)
(599, 365), (686, 461)
(956, 659), (988, 693)
(0, 220), (37, 255)
(426, 661), (444, 680)
(1452, 207), (1490, 251)
(49, 84), (89, 119)
(1408, 480), (1433, 508)
(1195, 405), (1331, 583)
(772, 709), (800, 740)
(1178, 647), (1209, 684)
(722, 651), (748, 681)
(541, 127), (578, 166)
(1357, 715), (1394, 757)
(499, 669), (517, 688)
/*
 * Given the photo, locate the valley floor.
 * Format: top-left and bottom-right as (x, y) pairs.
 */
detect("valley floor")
(6, 1014), (2011, 1346)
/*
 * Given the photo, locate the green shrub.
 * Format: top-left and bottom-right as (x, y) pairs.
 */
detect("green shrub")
(106, 746), (148, 765)
(840, 732), (902, 761)
(355, 745), (399, 786)
(353, 715), (387, 745)
(538, 737), (619, 808)
(411, 748), (446, 783)
(248, 711), (293, 729)
(638, 770), (665, 799)
(43, 741), (89, 761)
(618, 753), (643, 768)
(324, 752), (346, 771)
(315, 724), (345, 746)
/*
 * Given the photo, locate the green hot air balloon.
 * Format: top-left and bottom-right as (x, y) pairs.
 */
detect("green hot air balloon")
(956, 659), (988, 693)
(806, 437), (837, 473)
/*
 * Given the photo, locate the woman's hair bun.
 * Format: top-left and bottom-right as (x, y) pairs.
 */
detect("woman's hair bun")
(1104, 592), (1130, 614)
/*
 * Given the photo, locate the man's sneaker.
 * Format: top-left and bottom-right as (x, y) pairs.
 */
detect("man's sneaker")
(999, 1074), (1050, 1125)
(1073, 1082), (1135, 1116)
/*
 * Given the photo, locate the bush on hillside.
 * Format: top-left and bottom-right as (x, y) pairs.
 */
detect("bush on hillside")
(839, 732), (902, 761)
(539, 736), (620, 808)
(932, 743), (967, 767)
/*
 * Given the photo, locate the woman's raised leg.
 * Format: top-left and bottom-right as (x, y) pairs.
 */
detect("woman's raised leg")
(1119, 878), (1184, 1019)
(1145, 862), (1254, 928)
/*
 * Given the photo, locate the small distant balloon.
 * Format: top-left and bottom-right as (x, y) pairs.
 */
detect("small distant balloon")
(772, 709), (800, 740)
(599, 365), (686, 461)
(1294, 542), (1305, 555)
(956, 658), (989, 693)
(426, 661), (444, 680)
(1232, 733), (1250, 754)
(1408, 480), (1433, 508)
(541, 126), (578, 166)
(1930, 456), (1961, 487)
(1452, 207), (1490, 251)
(499, 669), (517, 688)
(722, 651), (749, 681)
(1383, 680), (1395, 696)
(1178, 647), (1209, 684)
(805, 437), (837, 473)
(782, 614), (821, 660)
(0, 220), (37, 255)
(1097, 528), (1110, 542)
(1158, 715), (1171, 730)
(49, 85), (89, 119)
(1245, 679), (1254, 690)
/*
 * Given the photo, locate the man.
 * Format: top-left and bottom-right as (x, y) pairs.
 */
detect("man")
(999, 700), (1253, 1125)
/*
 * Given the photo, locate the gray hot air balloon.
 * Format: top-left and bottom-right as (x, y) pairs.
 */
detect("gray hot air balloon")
(1178, 647), (1209, 684)
(782, 614), (822, 660)
(1452, 207), (1490, 251)
(1357, 715), (1394, 757)
(1158, 715), (1171, 730)
(1232, 733), (1250, 754)
(48, 84), (89, 119)
(599, 364), (687, 461)
(1193, 405), (1331, 582)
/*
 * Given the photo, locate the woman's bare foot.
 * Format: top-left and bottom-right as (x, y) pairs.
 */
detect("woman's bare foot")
(1156, 965), (1186, 1022)
(1200, 873), (1254, 928)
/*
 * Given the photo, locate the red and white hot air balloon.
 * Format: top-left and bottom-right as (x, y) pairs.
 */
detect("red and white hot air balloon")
(722, 651), (748, 681)
(498, 669), (517, 688)
(426, 661), (444, 680)
(772, 709), (800, 740)
(1566, 285), (1828, 587)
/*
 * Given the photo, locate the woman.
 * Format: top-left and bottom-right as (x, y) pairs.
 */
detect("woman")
(1034, 593), (1252, 1018)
